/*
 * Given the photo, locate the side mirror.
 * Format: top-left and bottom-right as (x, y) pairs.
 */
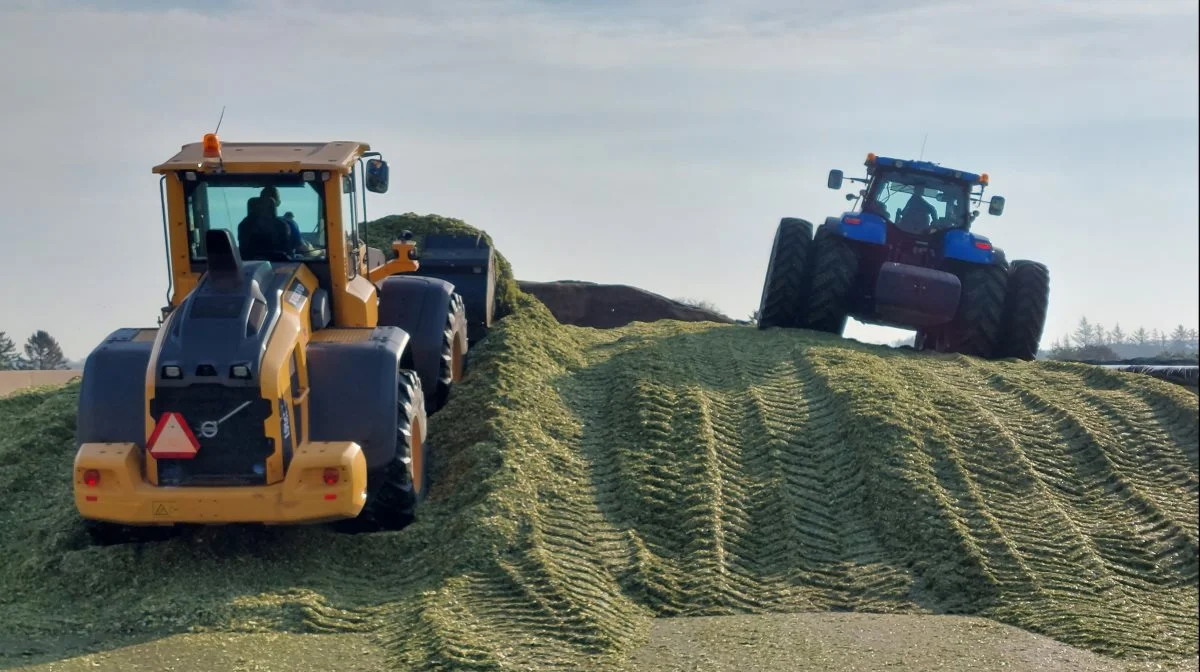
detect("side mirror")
(845, 193), (856, 201)
(827, 169), (844, 190)
(365, 158), (389, 194)
(988, 195), (1005, 216)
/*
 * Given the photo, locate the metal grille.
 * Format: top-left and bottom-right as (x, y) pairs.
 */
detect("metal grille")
(151, 384), (274, 486)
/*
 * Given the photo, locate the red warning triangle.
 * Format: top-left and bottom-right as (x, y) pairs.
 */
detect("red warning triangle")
(147, 412), (201, 460)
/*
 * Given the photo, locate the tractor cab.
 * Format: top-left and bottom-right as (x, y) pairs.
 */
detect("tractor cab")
(827, 154), (1005, 237)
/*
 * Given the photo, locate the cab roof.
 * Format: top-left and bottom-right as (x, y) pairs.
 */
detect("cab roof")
(152, 140), (370, 174)
(869, 155), (986, 186)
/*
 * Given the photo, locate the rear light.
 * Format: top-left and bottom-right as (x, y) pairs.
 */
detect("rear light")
(975, 241), (992, 250)
(843, 217), (861, 225)
(323, 468), (339, 485)
(83, 469), (100, 487)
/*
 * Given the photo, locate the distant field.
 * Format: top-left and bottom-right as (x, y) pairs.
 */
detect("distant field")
(0, 370), (81, 399)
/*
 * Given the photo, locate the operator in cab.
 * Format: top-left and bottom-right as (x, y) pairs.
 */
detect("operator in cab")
(237, 186), (316, 261)
(898, 187), (938, 231)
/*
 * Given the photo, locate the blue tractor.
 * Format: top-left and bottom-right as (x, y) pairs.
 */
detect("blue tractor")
(757, 153), (1049, 360)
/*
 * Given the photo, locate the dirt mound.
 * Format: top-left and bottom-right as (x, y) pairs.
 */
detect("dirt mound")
(1, 291), (1196, 670)
(518, 279), (733, 328)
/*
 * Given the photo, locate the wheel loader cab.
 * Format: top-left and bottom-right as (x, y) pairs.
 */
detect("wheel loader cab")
(155, 136), (391, 328)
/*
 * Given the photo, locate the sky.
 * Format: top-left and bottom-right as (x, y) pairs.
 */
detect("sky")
(0, 0), (1197, 360)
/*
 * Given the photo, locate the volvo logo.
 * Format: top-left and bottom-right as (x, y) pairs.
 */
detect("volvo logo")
(195, 400), (252, 441)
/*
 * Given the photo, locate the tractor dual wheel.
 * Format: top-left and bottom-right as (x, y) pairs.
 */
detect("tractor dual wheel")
(757, 217), (814, 329)
(995, 260), (1050, 361)
(804, 225), (859, 335)
(919, 264), (1009, 359)
(349, 368), (429, 532)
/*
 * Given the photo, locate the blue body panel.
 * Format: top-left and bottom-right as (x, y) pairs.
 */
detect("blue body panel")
(872, 156), (983, 185)
(836, 211), (887, 245)
(942, 229), (994, 265)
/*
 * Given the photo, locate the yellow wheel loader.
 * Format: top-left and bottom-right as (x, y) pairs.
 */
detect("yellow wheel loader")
(72, 134), (497, 544)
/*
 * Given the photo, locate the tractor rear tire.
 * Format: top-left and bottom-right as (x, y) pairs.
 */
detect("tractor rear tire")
(804, 226), (859, 335)
(995, 260), (1050, 360)
(757, 217), (813, 329)
(940, 264), (1008, 359)
(430, 292), (469, 414)
(354, 368), (428, 531)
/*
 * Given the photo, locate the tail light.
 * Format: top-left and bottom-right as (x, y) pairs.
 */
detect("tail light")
(323, 468), (339, 485)
(83, 469), (100, 487)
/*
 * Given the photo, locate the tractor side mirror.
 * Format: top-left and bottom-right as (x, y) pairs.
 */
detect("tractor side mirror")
(827, 169), (844, 190)
(988, 195), (1005, 216)
(365, 158), (390, 194)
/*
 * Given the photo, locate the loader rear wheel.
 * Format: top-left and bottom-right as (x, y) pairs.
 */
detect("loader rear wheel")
(355, 369), (428, 531)
(932, 264), (1009, 359)
(757, 217), (814, 329)
(995, 260), (1050, 360)
(804, 226), (859, 335)
(430, 292), (469, 414)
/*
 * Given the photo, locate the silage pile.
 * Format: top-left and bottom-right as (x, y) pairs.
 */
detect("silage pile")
(0, 216), (1196, 671)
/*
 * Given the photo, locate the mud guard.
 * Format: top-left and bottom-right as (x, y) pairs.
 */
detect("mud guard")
(307, 326), (408, 471)
(410, 234), (496, 346)
(377, 275), (456, 409)
(75, 328), (156, 447)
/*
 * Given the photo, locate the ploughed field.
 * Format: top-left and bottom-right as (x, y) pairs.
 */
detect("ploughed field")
(0, 287), (1196, 671)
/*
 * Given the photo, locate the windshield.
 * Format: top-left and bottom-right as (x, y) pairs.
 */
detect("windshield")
(865, 170), (970, 233)
(184, 174), (327, 263)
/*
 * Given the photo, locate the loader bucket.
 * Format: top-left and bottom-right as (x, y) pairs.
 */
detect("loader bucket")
(416, 234), (497, 346)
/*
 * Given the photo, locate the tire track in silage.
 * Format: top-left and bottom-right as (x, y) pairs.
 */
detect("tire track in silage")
(884, 356), (1050, 611)
(615, 329), (762, 615)
(725, 338), (842, 611)
(963, 364), (1198, 657)
(566, 335), (701, 616)
(728, 335), (919, 614)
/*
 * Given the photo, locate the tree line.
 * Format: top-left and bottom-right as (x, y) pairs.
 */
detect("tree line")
(1044, 317), (1199, 362)
(0, 330), (69, 370)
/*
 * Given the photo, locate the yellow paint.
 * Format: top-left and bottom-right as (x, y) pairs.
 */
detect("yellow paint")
(74, 441), (368, 525)
(367, 241), (420, 284)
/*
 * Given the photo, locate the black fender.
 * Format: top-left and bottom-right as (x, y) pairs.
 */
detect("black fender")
(306, 326), (410, 471)
(377, 275), (456, 407)
(75, 328), (156, 447)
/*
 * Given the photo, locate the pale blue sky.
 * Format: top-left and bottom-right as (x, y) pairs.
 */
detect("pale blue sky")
(1, 0), (1197, 358)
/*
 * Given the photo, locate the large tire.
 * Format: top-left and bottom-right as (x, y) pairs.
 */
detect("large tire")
(804, 226), (859, 335)
(354, 368), (429, 531)
(757, 217), (813, 329)
(430, 292), (469, 414)
(995, 260), (1050, 360)
(935, 264), (1009, 359)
